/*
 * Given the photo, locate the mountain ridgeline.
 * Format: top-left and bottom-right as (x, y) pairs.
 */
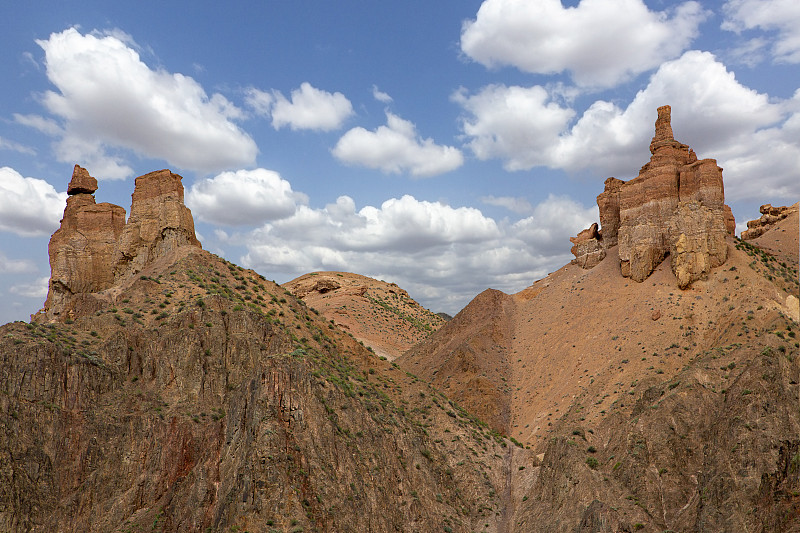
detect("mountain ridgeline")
(1, 107), (799, 532)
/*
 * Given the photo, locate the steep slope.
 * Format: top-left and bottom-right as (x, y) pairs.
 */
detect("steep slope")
(400, 228), (799, 532)
(395, 288), (515, 434)
(743, 202), (799, 298)
(397, 108), (800, 531)
(0, 168), (516, 533)
(284, 271), (445, 360)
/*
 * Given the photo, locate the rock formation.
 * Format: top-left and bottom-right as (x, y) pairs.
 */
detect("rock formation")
(37, 165), (201, 321)
(113, 169), (201, 281)
(571, 106), (733, 288)
(742, 203), (799, 240)
(569, 222), (605, 269)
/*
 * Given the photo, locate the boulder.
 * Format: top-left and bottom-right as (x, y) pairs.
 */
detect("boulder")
(66, 164), (98, 195)
(570, 223), (606, 269)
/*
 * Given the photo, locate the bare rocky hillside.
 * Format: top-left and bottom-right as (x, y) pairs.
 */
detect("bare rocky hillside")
(397, 108), (800, 531)
(284, 271), (445, 360)
(0, 167), (515, 533)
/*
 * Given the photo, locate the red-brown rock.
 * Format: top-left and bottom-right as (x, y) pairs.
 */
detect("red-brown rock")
(114, 169), (201, 281)
(37, 167), (201, 322)
(570, 222), (606, 268)
(581, 105), (730, 288)
(596, 177), (624, 247)
(66, 164), (98, 195)
(724, 204), (736, 235)
(741, 204), (798, 240)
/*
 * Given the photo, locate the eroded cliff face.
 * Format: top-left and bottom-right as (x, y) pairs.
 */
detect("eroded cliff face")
(3, 170), (514, 532)
(37, 166), (201, 322)
(571, 106), (734, 289)
(1, 255), (512, 532)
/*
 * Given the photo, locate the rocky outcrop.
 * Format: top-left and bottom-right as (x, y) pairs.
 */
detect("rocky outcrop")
(724, 204), (736, 235)
(742, 203), (799, 240)
(42, 166), (128, 320)
(569, 222), (605, 269)
(37, 165), (201, 322)
(596, 177), (624, 247)
(669, 201), (728, 289)
(113, 169), (201, 281)
(571, 106), (732, 289)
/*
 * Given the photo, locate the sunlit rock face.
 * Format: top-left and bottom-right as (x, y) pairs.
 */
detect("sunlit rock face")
(571, 105), (732, 289)
(37, 165), (201, 322)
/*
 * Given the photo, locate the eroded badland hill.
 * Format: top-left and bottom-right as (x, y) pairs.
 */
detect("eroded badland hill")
(397, 107), (800, 531)
(1, 105), (799, 533)
(283, 272), (445, 361)
(0, 166), (514, 533)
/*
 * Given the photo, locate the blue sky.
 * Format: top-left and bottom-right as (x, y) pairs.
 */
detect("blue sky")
(1, 0), (798, 323)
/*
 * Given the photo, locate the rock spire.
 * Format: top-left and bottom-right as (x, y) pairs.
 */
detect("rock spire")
(570, 105), (734, 288)
(37, 165), (201, 321)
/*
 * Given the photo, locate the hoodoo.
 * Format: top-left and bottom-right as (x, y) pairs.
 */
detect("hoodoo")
(36, 165), (201, 322)
(571, 105), (734, 288)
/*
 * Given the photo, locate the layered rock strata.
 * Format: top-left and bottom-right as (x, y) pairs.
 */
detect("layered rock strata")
(742, 204), (799, 240)
(571, 105), (733, 288)
(38, 165), (201, 321)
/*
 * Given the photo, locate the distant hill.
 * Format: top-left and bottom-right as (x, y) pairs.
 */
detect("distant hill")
(284, 271), (445, 360)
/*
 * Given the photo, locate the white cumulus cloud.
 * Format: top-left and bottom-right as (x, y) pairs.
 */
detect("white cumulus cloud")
(722, 0), (800, 63)
(226, 192), (595, 315)
(9, 276), (49, 299)
(333, 112), (464, 177)
(186, 168), (308, 226)
(30, 27), (256, 179)
(0, 252), (36, 273)
(481, 195), (533, 215)
(460, 0), (708, 87)
(0, 167), (66, 237)
(453, 84), (575, 171)
(247, 82), (354, 131)
(455, 51), (798, 200)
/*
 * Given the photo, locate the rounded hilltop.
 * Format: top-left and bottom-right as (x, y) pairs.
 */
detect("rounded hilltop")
(284, 271), (446, 360)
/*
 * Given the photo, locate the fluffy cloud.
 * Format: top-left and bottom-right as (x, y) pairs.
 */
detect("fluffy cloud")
(9, 276), (49, 299)
(247, 82), (354, 131)
(333, 112), (464, 177)
(31, 28), (256, 179)
(228, 193), (594, 315)
(460, 0), (707, 87)
(453, 84), (575, 171)
(722, 0), (800, 63)
(0, 167), (66, 237)
(186, 168), (308, 226)
(481, 195), (533, 215)
(455, 51), (798, 200)
(0, 252), (35, 273)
